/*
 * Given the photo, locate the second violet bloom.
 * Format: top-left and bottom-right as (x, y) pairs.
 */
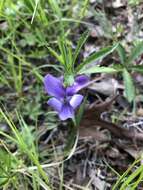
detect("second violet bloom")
(44, 74), (89, 120)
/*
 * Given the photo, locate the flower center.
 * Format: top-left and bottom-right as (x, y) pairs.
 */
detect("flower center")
(63, 95), (71, 104)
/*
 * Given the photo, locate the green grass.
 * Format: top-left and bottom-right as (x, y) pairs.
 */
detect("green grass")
(0, 0), (90, 188)
(0, 107), (81, 189)
(1, 0), (143, 189)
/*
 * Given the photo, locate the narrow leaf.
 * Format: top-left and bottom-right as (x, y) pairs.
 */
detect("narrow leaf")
(47, 46), (63, 64)
(123, 68), (135, 102)
(78, 66), (117, 74)
(72, 31), (89, 66)
(58, 37), (67, 66)
(76, 43), (118, 72)
(131, 65), (143, 73)
(127, 42), (143, 63)
(67, 45), (73, 70)
(116, 43), (126, 64)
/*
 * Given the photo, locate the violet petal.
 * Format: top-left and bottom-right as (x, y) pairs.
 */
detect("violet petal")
(44, 74), (65, 99)
(66, 86), (77, 96)
(70, 94), (83, 109)
(66, 75), (89, 96)
(59, 103), (74, 120)
(47, 97), (62, 112)
(75, 75), (89, 85)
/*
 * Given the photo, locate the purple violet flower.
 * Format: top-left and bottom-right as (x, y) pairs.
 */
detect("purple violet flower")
(44, 74), (89, 120)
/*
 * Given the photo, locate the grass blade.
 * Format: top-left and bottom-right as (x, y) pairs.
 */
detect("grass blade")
(72, 31), (89, 66)
(123, 68), (135, 102)
(120, 165), (143, 190)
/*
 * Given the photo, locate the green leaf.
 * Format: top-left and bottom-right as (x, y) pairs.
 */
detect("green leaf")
(116, 43), (126, 64)
(47, 46), (63, 64)
(67, 45), (73, 69)
(78, 66), (117, 74)
(123, 68), (135, 102)
(127, 42), (143, 64)
(131, 65), (143, 73)
(58, 37), (68, 67)
(72, 31), (89, 66)
(112, 63), (124, 71)
(0, 177), (9, 187)
(76, 43), (118, 73)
